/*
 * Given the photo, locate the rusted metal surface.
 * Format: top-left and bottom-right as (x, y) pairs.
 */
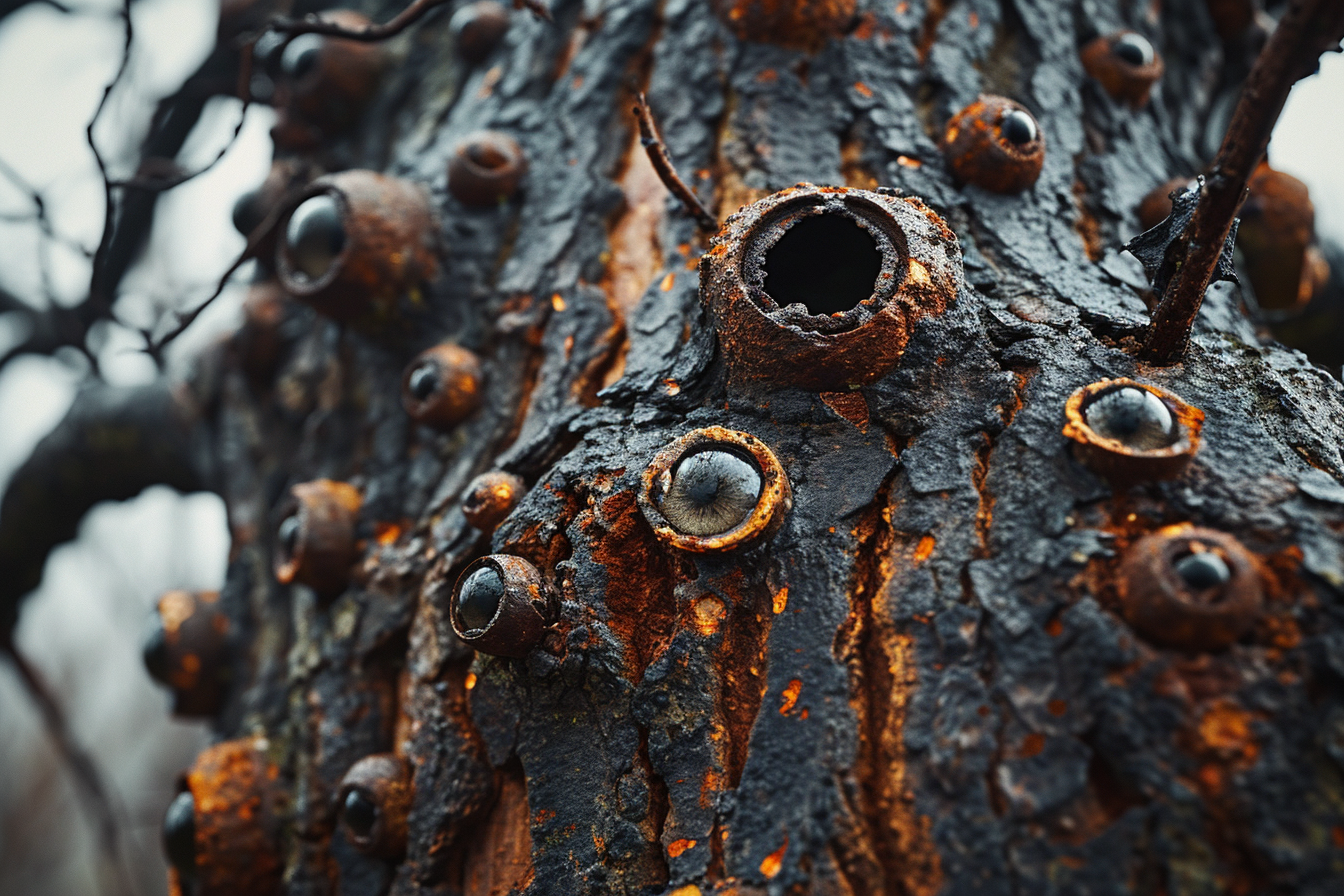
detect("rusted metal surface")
(942, 95), (1045, 194)
(709, 0), (856, 51)
(447, 131), (529, 208)
(445, 555), (555, 658)
(451, 1), (512, 66)
(5, 0), (1344, 894)
(1079, 32), (1164, 108)
(701, 184), (962, 390)
(143, 589), (233, 717)
(273, 479), (363, 598)
(275, 169), (439, 322)
(1062, 378), (1204, 483)
(270, 10), (387, 151)
(461, 471), (525, 532)
(400, 343), (484, 431)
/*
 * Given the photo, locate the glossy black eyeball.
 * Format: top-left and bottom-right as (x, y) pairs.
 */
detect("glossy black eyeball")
(163, 790), (197, 877)
(284, 194), (345, 283)
(253, 30), (288, 78)
(1083, 386), (1177, 451)
(232, 189), (265, 237)
(1000, 109), (1038, 146)
(1175, 550), (1231, 591)
(1113, 32), (1155, 67)
(276, 513), (301, 564)
(456, 565), (505, 632)
(407, 362), (439, 402)
(280, 34), (324, 81)
(342, 787), (379, 839)
(658, 449), (763, 537)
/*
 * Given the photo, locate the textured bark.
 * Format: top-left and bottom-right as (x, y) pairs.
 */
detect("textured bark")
(7, 0), (1344, 894)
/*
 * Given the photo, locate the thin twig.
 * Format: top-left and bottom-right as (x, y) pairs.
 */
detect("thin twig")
(142, 191), (295, 361)
(1140, 0), (1344, 363)
(268, 0), (452, 41)
(86, 0), (135, 314)
(2, 642), (135, 896)
(633, 93), (719, 233)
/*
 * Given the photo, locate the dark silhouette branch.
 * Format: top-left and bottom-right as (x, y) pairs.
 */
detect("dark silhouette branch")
(633, 92), (719, 233)
(268, 0), (453, 41)
(1141, 0), (1344, 363)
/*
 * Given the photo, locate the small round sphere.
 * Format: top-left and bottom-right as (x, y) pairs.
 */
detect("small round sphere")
(1175, 551), (1231, 591)
(1000, 109), (1038, 146)
(462, 471), (524, 532)
(232, 189), (266, 237)
(1083, 386), (1176, 451)
(448, 131), (527, 207)
(659, 450), (763, 537)
(342, 788), (379, 839)
(407, 362), (439, 402)
(163, 790), (197, 876)
(284, 194), (346, 284)
(401, 344), (483, 431)
(451, 0), (510, 65)
(457, 566), (505, 632)
(1113, 32), (1155, 67)
(280, 34), (324, 82)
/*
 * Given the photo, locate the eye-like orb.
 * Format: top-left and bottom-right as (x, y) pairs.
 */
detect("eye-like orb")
(942, 95), (1046, 194)
(279, 34), (324, 82)
(1063, 378), (1203, 482)
(1082, 385), (1178, 451)
(451, 0), (510, 64)
(142, 590), (232, 717)
(640, 427), (792, 552)
(337, 754), (412, 860)
(1118, 525), (1264, 652)
(284, 194), (346, 283)
(272, 479), (363, 600)
(1081, 31), (1164, 107)
(448, 555), (555, 657)
(447, 131), (528, 207)
(462, 471), (525, 532)
(162, 790), (197, 879)
(400, 343), (483, 431)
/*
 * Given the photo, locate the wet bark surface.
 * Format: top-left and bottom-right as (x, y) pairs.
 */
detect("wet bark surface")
(6, 0), (1344, 894)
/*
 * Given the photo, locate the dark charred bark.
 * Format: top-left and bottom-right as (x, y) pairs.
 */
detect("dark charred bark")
(5, 0), (1344, 894)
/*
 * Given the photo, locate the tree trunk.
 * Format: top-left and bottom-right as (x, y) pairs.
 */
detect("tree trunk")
(7, 0), (1344, 894)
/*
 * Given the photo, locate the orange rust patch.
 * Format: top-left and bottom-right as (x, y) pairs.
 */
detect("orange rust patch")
(760, 839), (788, 878)
(820, 390), (871, 430)
(462, 762), (534, 896)
(1332, 827), (1344, 849)
(1019, 732), (1046, 759)
(897, 155), (922, 168)
(914, 534), (936, 563)
(465, 672), (477, 690)
(1045, 617), (1064, 637)
(374, 521), (402, 546)
(1197, 699), (1258, 763)
(159, 591), (193, 635)
(668, 838), (697, 858)
(660, 272), (676, 291)
(780, 679), (803, 715)
(534, 808), (556, 825)
(756, 68), (778, 83)
(853, 81), (873, 97)
(1048, 699), (1068, 717)
(691, 596), (727, 636)
(551, 293), (567, 311)
(772, 586), (789, 615)
(1073, 180), (1103, 261)
(968, 10), (978, 27)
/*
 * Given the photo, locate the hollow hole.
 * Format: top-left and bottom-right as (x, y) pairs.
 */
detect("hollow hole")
(762, 212), (883, 316)
(468, 144), (509, 169)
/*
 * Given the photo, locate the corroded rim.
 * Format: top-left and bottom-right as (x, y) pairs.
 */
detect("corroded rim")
(1062, 378), (1203, 480)
(449, 555), (552, 658)
(638, 426), (793, 553)
(275, 183), (352, 298)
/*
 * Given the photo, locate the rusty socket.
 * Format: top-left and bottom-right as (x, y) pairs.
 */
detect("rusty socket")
(337, 753), (413, 860)
(276, 170), (439, 322)
(273, 479), (363, 598)
(710, 0), (856, 51)
(270, 10), (386, 150)
(462, 471), (525, 532)
(942, 95), (1045, 194)
(401, 343), (484, 430)
(700, 183), (962, 390)
(449, 555), (555, 658)
(448, 131), (528, 207)
(1118, 525), (1265, 652)
(166, 738), (282, 896)
(1080, 32), (1164, 108)
(451, 0), (511, 65)
(639, 426), (792, 553)
(1063, 379), (1204, 483)
(1240, 162), (1321, 312)
(143, 590), (231, 717)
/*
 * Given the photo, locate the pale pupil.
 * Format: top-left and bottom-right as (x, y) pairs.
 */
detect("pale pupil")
(660, 450), (762, 537)
(1175, 551), (1230, 591)
(1084, 387), (1176, 450)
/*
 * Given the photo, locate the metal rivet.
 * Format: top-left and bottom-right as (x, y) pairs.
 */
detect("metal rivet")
(142, 590), (232, 717)
(1080, 31), (1164, 107)
(449, 555), (555, 658)
(943, 95), (1045, 194)
(462, 471), (525, 532)
(1118, 525), (1265, 652)
(451, 0), (510, 64)
(273, 479), (363, 598)
(447, 131), (527, 207)
(401, 343), (483, 431)
(270, 11), (387, 150)
(1062, 379), (1204, 483)
(337, 754), (412, 860)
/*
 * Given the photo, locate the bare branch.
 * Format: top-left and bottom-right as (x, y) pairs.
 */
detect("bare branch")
(1140, 0), (1344, 363)
(86, 0), (134, 315)
(633, 93), (719, 233)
